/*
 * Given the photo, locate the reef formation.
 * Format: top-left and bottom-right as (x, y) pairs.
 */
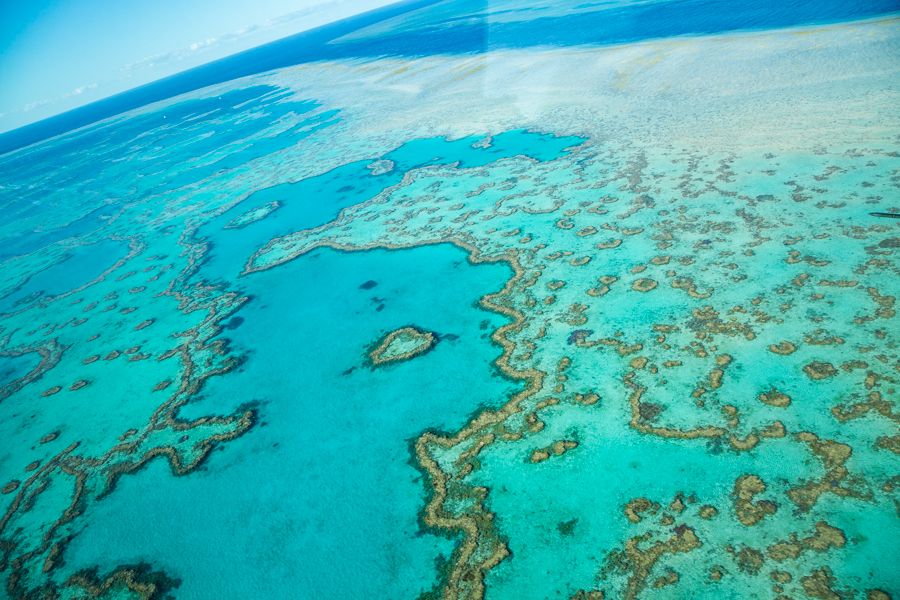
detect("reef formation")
(0, 7), (897, 600)
(369, 326), (437, 366)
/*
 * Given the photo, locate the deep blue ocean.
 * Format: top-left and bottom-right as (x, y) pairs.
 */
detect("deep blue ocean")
(1, 0), (897, 155)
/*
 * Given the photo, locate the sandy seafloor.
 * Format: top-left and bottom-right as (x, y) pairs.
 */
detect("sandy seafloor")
(0, 4), (898, 599)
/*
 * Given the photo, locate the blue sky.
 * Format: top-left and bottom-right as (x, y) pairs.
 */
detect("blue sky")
(0, 0), (394, 133)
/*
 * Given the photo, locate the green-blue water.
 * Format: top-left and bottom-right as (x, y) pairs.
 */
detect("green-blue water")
(0, 2), (898, 599)
(0, 89), (587, 596)
(62, 243), (519, 598)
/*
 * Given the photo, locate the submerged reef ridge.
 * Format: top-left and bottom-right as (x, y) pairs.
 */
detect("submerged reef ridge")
(0, 8), (898, 600)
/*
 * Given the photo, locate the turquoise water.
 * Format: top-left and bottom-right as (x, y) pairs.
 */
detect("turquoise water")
(196, 129), (578, 285)
(62, 244), (519, 598)
(3, 0), (898, 155)
(0, 239), (128, 314)
(0, 81), (583, 596)
(0, 353), (40, 393)
(0, 3), (898, 599)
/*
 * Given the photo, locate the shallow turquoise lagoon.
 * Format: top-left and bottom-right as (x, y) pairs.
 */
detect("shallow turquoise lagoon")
(0, 2), (898, 597)
(0, 239), (128, 314)
(0, 80), (588, 596)
(197, 128), (582, 284)
(61, 243), (519, 598)
(0, 353), (39, 391)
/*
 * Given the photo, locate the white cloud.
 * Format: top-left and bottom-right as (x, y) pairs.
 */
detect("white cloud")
(189, 37), (218, 52)
(20, 83), (98, 113)
(3, 0), (393, 130)
(71, 83), (98, 96)
(118, 0), (384, 78)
